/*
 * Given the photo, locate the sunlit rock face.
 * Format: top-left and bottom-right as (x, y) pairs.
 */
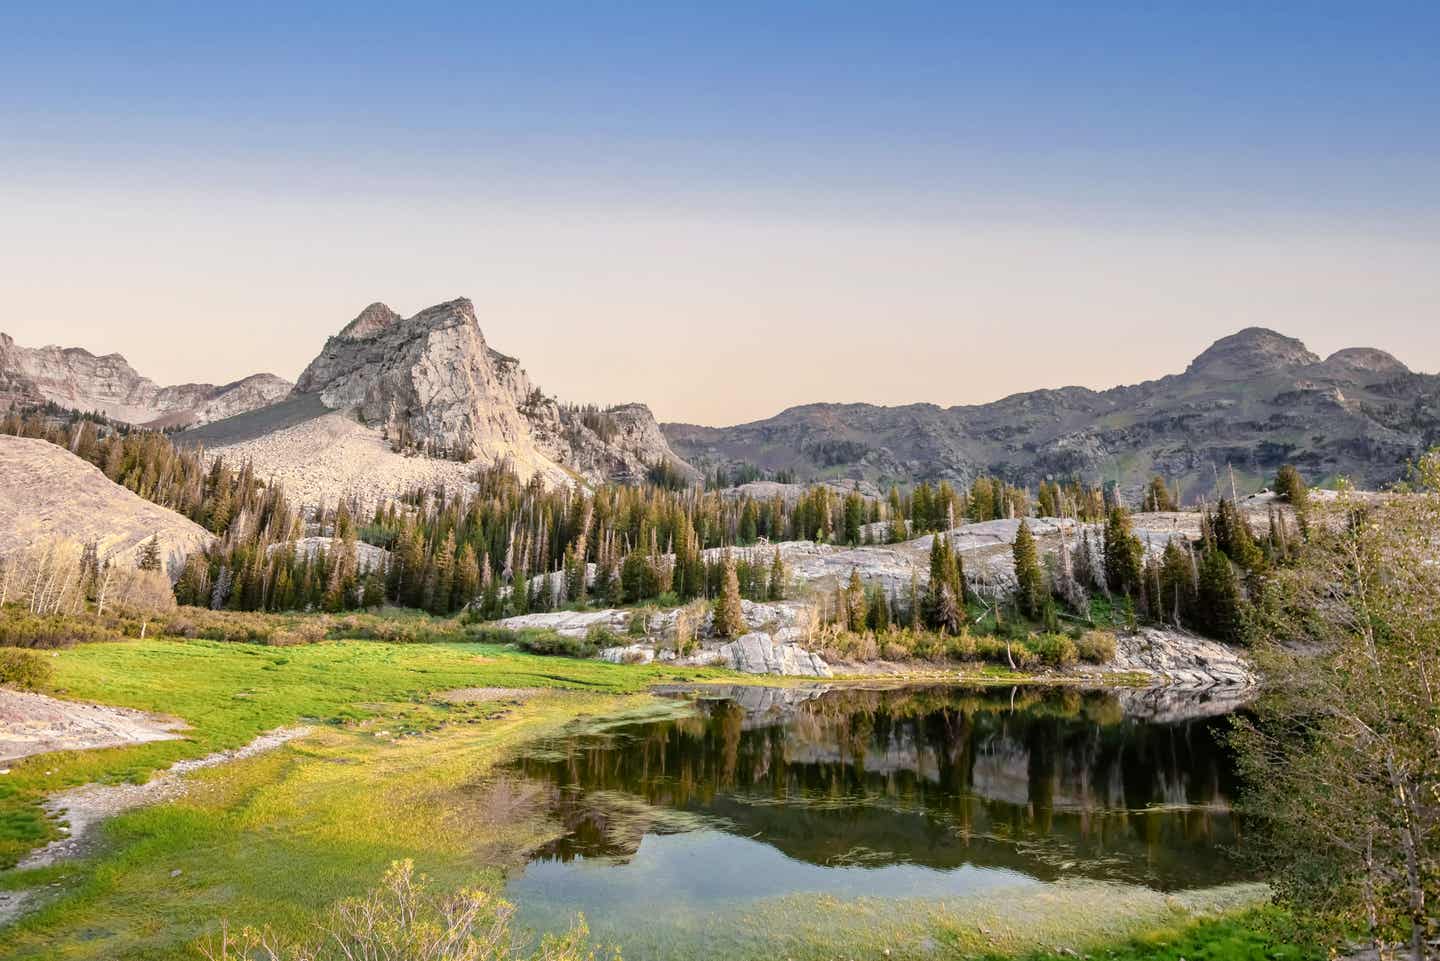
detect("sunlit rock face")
(293, 298), (698, 485)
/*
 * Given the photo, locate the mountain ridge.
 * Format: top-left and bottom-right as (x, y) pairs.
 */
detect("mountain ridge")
(0, 332), (292, 428)
(661, 327), (1437, 497)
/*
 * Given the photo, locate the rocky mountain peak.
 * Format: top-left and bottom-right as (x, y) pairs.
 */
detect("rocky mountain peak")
(337, 302), (403, 340)
(292, 298), (698, 486)
(1185, 327), (1321, 379)
(1324, 347), (1410, 377)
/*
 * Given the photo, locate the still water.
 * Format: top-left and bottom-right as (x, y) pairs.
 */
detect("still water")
(504, 684), (1250, 957)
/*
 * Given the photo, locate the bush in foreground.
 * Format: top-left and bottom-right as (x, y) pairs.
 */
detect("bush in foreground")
(0, 648), (54, 690)
(197, 859), (603, 961)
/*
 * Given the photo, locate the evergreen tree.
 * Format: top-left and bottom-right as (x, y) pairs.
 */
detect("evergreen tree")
(1274, 464), (1307, 508)
(1196, 546), (1247, 643)
(137, 535), (162, 572)
(845, 568), (868, 632)
(1012, 520), (1045, 618)
(456, 543), (481, 610)
(1146, 475), (1178, 512)
(1102, 507), (1145, 597)
(767, 549), (787, 601)
(712, 555), (745, 638)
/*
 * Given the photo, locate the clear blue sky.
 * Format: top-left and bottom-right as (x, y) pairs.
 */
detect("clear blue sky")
(3, 3), (1437, 423)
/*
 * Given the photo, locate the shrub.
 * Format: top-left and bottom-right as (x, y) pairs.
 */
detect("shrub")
(881, 640), (909, 661)
(514, 628), (597, 659)
(0, 648), (54, 689)
(946, 630), (977, 660)
(197, 859), (594, 961)
(584, 623), (621, 649)
(466, 625), (521, 646)
(1030, 632), (1079, 668)
(1075, 629), (1118, 664)
(0, 612), (108, 648)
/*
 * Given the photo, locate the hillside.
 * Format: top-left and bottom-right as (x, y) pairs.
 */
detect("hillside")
(663, 328), (1440, 497)
(0, 435), (214, 574)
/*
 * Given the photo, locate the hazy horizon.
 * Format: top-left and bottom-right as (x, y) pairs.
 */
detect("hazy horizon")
(4, 3), (1437, 426)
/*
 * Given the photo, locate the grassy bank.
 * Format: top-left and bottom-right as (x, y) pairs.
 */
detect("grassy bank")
(1, 636), (1307, 960)
(0, 636), (733, 869)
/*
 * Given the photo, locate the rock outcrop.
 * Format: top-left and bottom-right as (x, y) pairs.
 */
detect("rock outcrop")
(0, 435), (215, 575)
(0, 333), (291, 428)
(290, 298), (698, 486)
(664, 326), (1437, 496)
(1108, 626), (1256, 689)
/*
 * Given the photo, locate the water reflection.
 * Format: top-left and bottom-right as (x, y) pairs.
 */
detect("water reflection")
(510, 684), (1247, 891)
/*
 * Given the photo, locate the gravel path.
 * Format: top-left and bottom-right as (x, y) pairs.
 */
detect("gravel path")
(0, 689), (186, 763)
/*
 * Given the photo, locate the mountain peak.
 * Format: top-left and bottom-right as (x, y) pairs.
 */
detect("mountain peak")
(338, 302), (402, 340)
(1185, 327), (1320, 379)
(1324, 347), (1410, 377)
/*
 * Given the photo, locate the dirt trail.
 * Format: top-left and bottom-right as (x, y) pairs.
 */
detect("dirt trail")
(0, 689), (186, 763)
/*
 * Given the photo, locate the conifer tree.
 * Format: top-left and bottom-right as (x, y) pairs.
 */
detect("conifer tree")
(767, 549), (786, 601)
(137, 535), (162, 572)
(1196, 546), (1247, 643)
(712, 555), (745, 638)
(1012, 520), (1045, 618)
(1103, 507), (1145, 597)
(846, 568), (868, 632)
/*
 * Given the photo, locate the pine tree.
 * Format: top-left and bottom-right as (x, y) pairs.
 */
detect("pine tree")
(845, 568), (868, 632)
(1274, 464), (1307, 508)
(1146, 475), (1177, 512)
(1196, 546), (1247, 643)
(1012, 520), (1045, 618)
(1103, 507), (1144, 597)
(456, 543), (481, 610)
(712, 555), (745, 638)
(767, 549), (786, 601)
(137, 535), (162, 572)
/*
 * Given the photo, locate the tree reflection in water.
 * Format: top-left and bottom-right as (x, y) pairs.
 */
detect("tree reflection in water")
(510, 685), (1250, 891)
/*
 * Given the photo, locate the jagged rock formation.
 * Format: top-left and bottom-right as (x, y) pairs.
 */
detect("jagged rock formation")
(289, 298), (698, 486)
(665, 327), (1440, 497)
(0, 435), (214, 575)
(0, 333), (291, 428)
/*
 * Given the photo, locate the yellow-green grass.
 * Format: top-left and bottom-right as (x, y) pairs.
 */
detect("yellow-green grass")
(2, 688), (639, 958)
(0, 638), (733, 869)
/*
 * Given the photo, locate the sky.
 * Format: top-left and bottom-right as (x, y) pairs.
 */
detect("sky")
(2, 2), (1438, 425)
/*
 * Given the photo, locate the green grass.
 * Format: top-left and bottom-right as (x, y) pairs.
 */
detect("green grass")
(1, 637), (734, 869)
(1000, 906), (1321, 961)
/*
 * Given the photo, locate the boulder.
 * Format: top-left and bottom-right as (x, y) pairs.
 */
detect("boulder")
(717, 632), (832, 677)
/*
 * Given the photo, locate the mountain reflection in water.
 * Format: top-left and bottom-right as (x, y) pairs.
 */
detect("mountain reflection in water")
(508, 685), (1248, 892)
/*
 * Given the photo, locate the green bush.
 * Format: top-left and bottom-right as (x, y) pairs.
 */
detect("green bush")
(1030, 632), (1079, 668)
(1075, 629), (1118, 664)
(514, 628), (597, 659)
(0, 610), (117, 648)
(585, 623), (622, 649)
(465, 625), (521, 645)
(0, 647), (55, 689)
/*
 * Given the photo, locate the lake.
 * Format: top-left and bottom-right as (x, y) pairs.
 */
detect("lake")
(504, 683), (1252, 959)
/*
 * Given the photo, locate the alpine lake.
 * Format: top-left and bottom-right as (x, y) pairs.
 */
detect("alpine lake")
(499, 682), (1259, 960)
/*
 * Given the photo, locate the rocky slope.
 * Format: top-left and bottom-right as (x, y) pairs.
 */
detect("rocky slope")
(0, 435), (215, 575)
(0, 333), (291, 428)
(287, 298), (697, 486)
(664, 327), (1440, 498)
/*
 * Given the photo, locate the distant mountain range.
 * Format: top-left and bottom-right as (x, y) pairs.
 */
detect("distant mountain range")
(661, 328), (1439, 498)
(5, 315), (1435, 499)
(0, 333), (291, 428)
